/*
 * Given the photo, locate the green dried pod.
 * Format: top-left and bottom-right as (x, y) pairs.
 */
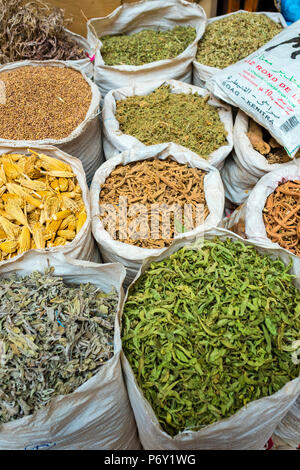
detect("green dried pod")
(122, 238), (300, 436)
(100, 26), (196, 66)
(115, 85), (228, 158)
(196, 13), (283, 69)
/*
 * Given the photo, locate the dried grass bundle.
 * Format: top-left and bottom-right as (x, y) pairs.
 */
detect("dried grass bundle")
(0, 0), (86, 63)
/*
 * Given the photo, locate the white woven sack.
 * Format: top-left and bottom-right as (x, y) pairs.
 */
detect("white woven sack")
(0, 251), (141, 450)
(193, 10), (287, 88)
(0, 144), (100, 264)
(55, 29), (96, 80)
(102, 79), (233, 170)
(274, 397), (300, 449)
(90, 143), (225, 286)
(0, 61), (103, 185)
(206, 19), (300, 158)
(120, 226), (300, 450)
(245, 160), (300, 257)
(87, 0), (206, 99)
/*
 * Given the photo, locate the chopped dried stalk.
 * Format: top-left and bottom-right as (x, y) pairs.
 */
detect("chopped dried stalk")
(122, 238), (300, 436)
(99, 157), (209, 249)
(247, 118), (300, 164)
(0, 270), (118, 423)
(0, 0), (86, 64)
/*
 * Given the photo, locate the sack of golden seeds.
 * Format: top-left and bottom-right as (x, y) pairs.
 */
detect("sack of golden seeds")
(120, 227), (300, 450)
(102, 79), (233, 170)
(0, 251), (141, 450)
(0, 61), (103, 185)
(0, 145), (100, 264)
(55, 29), (96, 80)
(193, 10), (286, 88)
(87, 0), (206, 99)
(221, 111), (300, 205)
(90, 143), (225, 286)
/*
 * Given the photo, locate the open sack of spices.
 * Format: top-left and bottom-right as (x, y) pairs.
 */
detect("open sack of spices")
(90, 143), (225, 286)
(120, 227), (300, 450)
(193, 10), (286, 88)
(221, 111), (300, 205)
(207, 19), (300, 159)
(223, 160), (300, 263)
(86, 0), (206, 98)
(0, 251), (141, 450)
(0, 62), (103, 185)
(0, 0), (95, 79)
(102, 80), (233, 170)
(0, 145), (99, 264)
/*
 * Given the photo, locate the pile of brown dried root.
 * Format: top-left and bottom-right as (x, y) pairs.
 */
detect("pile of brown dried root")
(0, 0), (86, 64)
(247, 119), (300, 164)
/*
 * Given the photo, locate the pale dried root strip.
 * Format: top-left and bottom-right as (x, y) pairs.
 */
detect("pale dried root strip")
(0, 150), (87, 260)
(99, 157), (209, 249)
(263, 180), (300, 256)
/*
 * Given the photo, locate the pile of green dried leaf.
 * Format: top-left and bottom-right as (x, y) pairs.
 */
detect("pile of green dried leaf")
(100, 26), (196, 66)
(0, 0), (86, 64)
(196, 12), (283, 68)
(122, 238), (300, 436)
(115, 85), (228, 158)
(0, 270), (118, 423)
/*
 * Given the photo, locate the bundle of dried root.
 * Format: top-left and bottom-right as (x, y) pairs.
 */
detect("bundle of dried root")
(99, 157), (209, 249)
(247, 119), (300, 164)
(0, 150), (87, 261)
(0, 0), (86, 64)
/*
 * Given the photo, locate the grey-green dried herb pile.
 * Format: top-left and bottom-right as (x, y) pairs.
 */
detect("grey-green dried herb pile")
(100, 26), (196, 66)
(115, 85), (228, 158)
(196, 13), (283, 68)
(122, 238), (300, 436)
(0, 270), (118, 424)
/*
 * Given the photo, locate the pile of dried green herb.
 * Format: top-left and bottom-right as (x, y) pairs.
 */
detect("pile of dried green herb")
(0, 269), (118, 423)
(115, 85), (228, 158)
(247, 119), (300, 164)
(122, 238), (300, 436)
(196, 13), (283, 68)
(0, 0), (86, 64)
(0, 66), (92, 141)
(100, 26), (196, 66)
